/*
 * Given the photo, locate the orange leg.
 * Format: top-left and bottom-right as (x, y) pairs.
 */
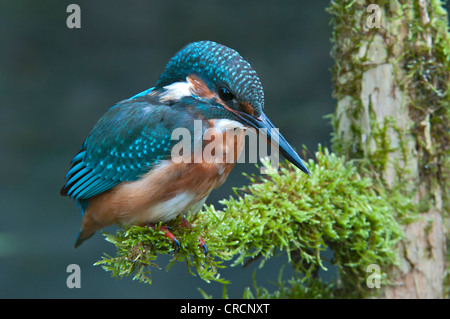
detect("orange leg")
(144, 219), (207, 255)
(180, 217), (207, 255)
(145, 224), (180, 252)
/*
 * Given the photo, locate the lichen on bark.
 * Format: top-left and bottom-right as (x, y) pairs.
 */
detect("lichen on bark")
(328, 0), (449, 298)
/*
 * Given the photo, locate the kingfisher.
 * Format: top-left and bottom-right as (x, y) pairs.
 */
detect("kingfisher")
(61, 41), (310, 250)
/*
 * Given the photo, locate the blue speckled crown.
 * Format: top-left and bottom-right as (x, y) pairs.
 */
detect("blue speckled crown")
(156, 41), (265, 112)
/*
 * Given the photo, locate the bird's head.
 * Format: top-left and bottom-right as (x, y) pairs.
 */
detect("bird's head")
(155, 41), (310, 175)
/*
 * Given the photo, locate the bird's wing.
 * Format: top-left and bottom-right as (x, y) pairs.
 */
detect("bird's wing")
(61, 96), (179, 200)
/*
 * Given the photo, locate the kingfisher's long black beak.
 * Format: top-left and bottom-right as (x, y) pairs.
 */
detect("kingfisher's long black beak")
(233, 110), (311, 176)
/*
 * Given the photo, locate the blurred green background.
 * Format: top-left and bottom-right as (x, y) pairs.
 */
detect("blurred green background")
(1, 0), (423, 298)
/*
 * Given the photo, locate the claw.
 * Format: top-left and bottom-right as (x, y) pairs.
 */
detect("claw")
(160, 226), (181, 252)
(199, 237), (207, 256)
(180, 217), (207, 256)
(144, 223), (181, 252)
(143, 218), (206, 255)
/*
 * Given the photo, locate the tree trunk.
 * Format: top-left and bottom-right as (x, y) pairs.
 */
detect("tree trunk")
(328, 0), (449, 298)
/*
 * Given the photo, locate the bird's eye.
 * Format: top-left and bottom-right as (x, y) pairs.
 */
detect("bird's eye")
(218, 86), (234, 101)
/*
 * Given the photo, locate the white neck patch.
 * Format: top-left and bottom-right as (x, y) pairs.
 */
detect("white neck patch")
(213, 119), (245, 131)
(159, 80), (193, 102)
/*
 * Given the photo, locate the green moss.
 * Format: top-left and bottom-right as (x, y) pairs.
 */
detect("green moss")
(328, 0), (449, 211)
(95, 0), (449, 298)
(244, 275), (338, 299)
(96, 146), (403, 298)
(327, 0), (450, 297)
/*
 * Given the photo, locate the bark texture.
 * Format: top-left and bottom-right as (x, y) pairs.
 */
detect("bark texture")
(328, 0), (449, 298)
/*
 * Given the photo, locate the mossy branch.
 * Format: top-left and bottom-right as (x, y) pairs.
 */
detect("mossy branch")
(95, 146), (407, 297)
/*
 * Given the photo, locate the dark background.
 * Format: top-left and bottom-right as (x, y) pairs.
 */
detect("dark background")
(0, 0), (396, 298)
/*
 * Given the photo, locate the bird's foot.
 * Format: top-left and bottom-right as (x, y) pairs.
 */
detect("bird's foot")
(143, 218), (207, 255)
(144, 223), (181, 253)
(198, 236), (208, 256)
(180, 217), (207, 256)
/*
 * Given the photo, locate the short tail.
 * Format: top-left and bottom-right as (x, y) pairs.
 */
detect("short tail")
(74, 230), (95, 248)
(73, 199), (96, 248)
